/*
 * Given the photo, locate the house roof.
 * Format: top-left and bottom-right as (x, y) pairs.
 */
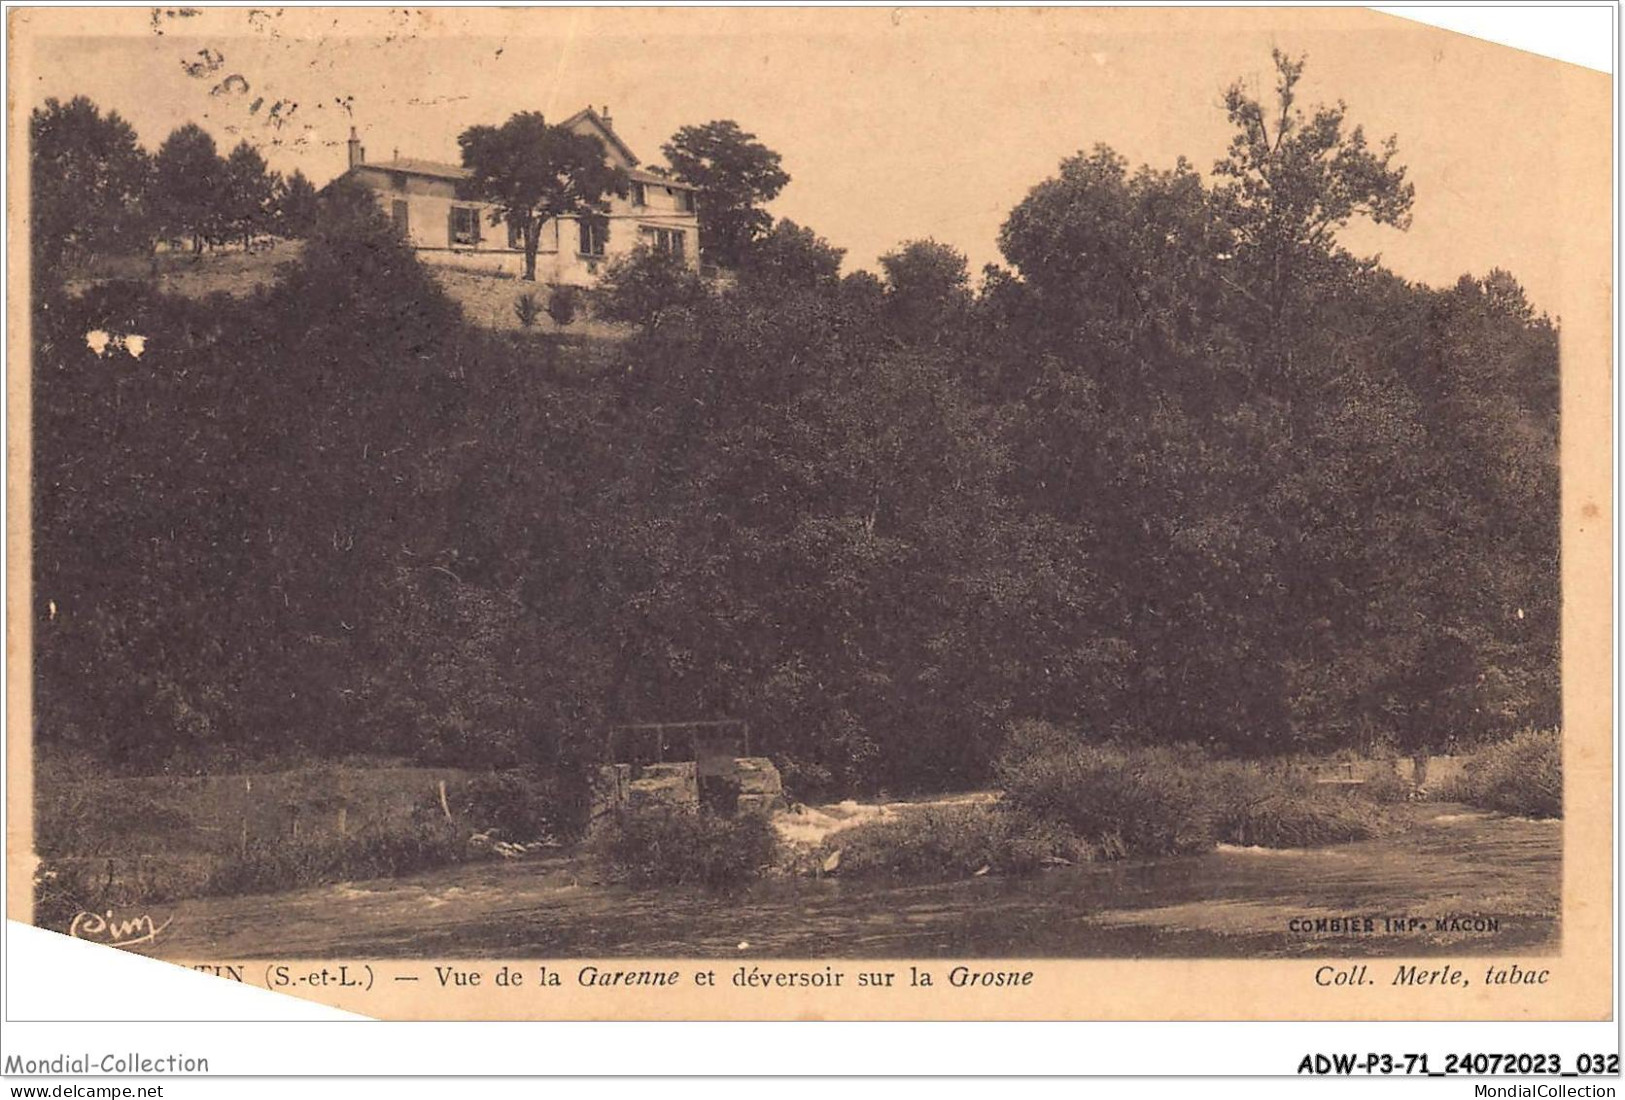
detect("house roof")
(362, 157), (470, 182)
(561, 107), (641, 167)
(358, 159), (696, 193)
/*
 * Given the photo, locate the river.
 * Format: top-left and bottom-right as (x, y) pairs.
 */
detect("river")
(149, 802), (1558, 959)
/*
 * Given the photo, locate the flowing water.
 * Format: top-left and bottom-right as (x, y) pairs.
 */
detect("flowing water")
(152, 803), (1558, 960)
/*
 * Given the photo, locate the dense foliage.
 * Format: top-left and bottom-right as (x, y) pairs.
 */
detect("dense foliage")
(33, 55), (1559, 798)
(819, 802), (1082, 880)
(30, 96), (152, 275)
(30, 97), (318, 284)
(662, 119), (790, 269)
(588, 807), (780, 887)
(1439, 728), (1562, 818)
(825, 722), (1394, 880)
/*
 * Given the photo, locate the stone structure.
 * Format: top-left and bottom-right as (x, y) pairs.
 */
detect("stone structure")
(628, 762), (700, 811)
(733, 757), (786, 815)
(591, 756), (783, 818)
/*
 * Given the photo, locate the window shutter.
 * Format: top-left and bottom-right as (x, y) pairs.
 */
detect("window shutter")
(473, 210), (483, 244)
(448, 208), (457, 247)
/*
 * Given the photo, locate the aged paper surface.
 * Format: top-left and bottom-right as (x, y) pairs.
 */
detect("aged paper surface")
(6, 6), (1612, 1022)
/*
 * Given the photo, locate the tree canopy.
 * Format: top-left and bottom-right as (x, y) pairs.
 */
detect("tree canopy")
(878, 239), (972, 345)
(274, 169), (321, 238)
(152, 123), (226, 252)
(739, 218), (845, 290)
(662, 119), (790, 269)
(33, 58), (1559, 796)
(30, 99), (308, 278)
(29, 96), (152, 277)
(222, 140), (279, 247)
(1213, 49), (1415, 367)
(458, 111), (628, 280)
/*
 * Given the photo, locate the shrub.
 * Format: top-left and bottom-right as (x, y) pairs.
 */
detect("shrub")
(1449, 728), (1562, 818)
(1429, 772), (1475, 804)
(34, 756), (200, 858)
(36, 787), (193, 857)
(513, 291), (542, 328)
(203, 816), (466, 897)
(33, 860), (91, 932)
(448, 770), (557, 841)
(34, 852), (223, 931)
(1357, 766), (1413, 804)
(1207, 767), (1386, 847)
(994, 723), (1390, 856)
(997, 718), (1078, 769)
(545, 284), (580, 327)
(266, 176), (463, 353)
(996, 725), (1212, 858)
(822, 802), (1082, 879)
(590, 245), (709, 325)
(775, 756), (834, 804)
(588, 806), (778, 888)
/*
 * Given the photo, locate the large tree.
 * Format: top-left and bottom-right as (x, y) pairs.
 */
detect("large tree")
(31, 54), (1556, 797)
(222, 140), (278, 248)
(878, 238), (972, 345)
(152, 123), (226, 253)
(1213, 49), (1415, 367)
(274, 169), (320, 238)
(29, 96), (152, 277)
(739, 218), (844, 290)
(662, 119), (790, 269)
(988, 54), (1553, 762)
(458, 112), (628, 281)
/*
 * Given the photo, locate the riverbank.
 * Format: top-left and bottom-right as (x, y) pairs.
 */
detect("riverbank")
(139, 802), (1557, 959)
(34, 732), (1559, 931)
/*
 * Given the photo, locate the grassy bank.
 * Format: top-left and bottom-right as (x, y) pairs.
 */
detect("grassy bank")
(31, 761), (567, 930)
(819, 725), (1403, 881)
(33, 728), (1562, 917)
(1435, 728), (1561, 818)
(819, 726), (1566, 883)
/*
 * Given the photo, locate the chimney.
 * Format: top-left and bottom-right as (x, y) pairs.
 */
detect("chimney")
(347, 126), (365, 169)
(601, 104), (612, 128)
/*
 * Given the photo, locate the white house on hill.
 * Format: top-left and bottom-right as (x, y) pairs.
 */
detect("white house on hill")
(342, 107), (700, 285)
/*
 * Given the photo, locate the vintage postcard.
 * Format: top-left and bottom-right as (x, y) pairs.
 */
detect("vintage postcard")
(5, 6), (1612, 1023)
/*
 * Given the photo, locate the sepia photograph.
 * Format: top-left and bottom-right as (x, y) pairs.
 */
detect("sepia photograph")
(5, 5), (1612, 1024)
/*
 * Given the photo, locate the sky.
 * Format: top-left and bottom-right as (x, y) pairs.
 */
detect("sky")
(19, 7), (1609, 316)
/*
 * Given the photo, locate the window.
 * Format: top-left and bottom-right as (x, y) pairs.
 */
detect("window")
(507, 219), (524, 250)
(390, 172), (409, 191)
(578, 218), (608, 256)
(676, 189), (696, 214)
(391, 200), (410, 236)
(630, 181), (646, 208)
(449, 206), (481, 246)
(641, 227), (686, 259)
